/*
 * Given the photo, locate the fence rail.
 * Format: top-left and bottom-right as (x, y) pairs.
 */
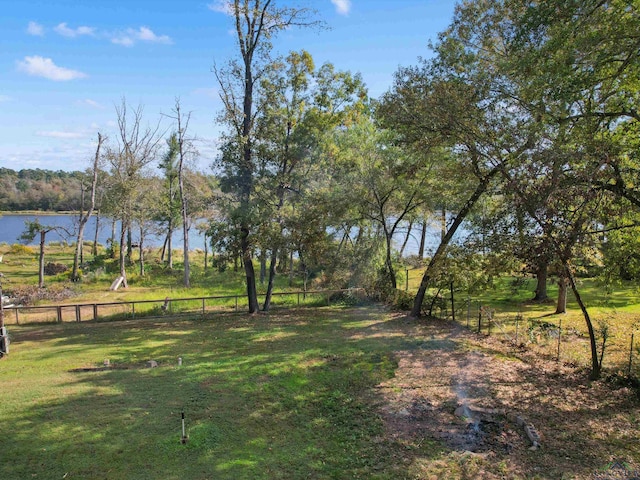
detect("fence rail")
(2, 288), (365, 325)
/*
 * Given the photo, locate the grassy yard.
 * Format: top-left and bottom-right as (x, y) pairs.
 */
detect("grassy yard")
(2, 305), (639, 479)
(1, 306), (404, 479)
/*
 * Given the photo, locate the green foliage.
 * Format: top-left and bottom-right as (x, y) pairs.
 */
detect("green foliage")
(0, 167), (84, 211)
(8, 243), (35, 255)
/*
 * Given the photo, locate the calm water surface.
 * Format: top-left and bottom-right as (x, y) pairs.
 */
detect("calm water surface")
(0, 214), (207, 250)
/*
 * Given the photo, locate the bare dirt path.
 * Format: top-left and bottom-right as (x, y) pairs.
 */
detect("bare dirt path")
(373, 315), (640, 479)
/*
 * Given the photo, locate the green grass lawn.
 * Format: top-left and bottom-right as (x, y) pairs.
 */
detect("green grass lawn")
(1, 306), (410, 480)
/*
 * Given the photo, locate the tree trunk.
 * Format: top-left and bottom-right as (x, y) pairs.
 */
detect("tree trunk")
(241, 227), (259, 313)
(555, 277), (568, 314)
(38, 231), (46, 288)
(119, 218), (128, 288)
(260, 250), (267, 284)
(411, 168), (498, 317)
(203, 233), (208, 270)
(532, 260), (549, 302)
(263, 248), (278, 311)
(399, 219), (413, 258)
(565, 267), (600, 379)
(73, 132), (104, 280)
(126, 227), (133, 266)
(92, 212), (100, 257)
(418, 219), (427, 258)
(139, 224), (145, 277)
(384, 230), (397, 290)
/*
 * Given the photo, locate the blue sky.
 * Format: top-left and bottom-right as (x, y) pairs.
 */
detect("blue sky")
(1, 0), (456, 172)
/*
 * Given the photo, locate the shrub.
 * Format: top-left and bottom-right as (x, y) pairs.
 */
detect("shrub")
(9, 243), (35, 255)
(44, 262), (68, 275)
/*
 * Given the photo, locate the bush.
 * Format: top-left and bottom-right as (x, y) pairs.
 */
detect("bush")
(9, 243), (35, 255)
(44, 262), (68, 275)
(394, 290), (414, 311)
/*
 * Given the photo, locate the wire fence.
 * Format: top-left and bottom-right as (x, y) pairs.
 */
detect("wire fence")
(2, 288), (366, 326)
(428, 293), (640, 378)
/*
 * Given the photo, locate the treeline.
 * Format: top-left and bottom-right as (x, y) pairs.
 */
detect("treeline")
(0, 168), (85, 211)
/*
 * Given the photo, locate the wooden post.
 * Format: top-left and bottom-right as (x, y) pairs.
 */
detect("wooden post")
(132, 303), (135, 319)
(557, 318), (562, 362)
(450, 282), (455, 322)
(235, 296), (238, 312)
(75, 305), (81, 322)
(629, 332), (635, 376)
(93, 304), (98, 322)
(57, 306), (63, 323)
(202, 298), (206, 316)
(478, 306), (482, 334)
(15, 308), (19, 325)
(466, 297), (470, 328)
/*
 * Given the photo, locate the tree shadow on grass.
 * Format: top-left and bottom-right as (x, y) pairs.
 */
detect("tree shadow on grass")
(1, 305), (443, 480)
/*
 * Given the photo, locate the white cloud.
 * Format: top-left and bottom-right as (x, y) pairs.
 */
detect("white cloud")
(54, 22), (95, 38)
(77, 99), (105, 109)
(111, 26), (172, 47)
(27, 21), (45, 36)
(17, 56), (87, 81)
(331, 0), (351, 15)
(207, 1), (233, 15)
(36, 130), (85, 139)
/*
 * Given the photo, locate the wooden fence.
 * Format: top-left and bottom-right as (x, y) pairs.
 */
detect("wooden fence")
(2, 289), (366, 325)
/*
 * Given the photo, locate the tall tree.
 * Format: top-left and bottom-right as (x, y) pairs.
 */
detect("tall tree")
(214, 0), (321, 313)
(72, 133), (105, 281)
(20, 220), (71, 288)
(106, 100), (164, 288)
(158, 133), (181, 269)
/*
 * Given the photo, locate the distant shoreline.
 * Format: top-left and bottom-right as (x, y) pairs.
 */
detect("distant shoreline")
(1, 211), (83, 216)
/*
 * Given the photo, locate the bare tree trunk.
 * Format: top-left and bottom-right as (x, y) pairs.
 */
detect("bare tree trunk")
(119, 218), (128, 288)
(399, 219), (413, 258)
(139, 224), (145, 277)
(38, 231), (46, 289)
(418, 219), (427, 258)
(92, 212), (100, 257)
(73, 132), (104, 280)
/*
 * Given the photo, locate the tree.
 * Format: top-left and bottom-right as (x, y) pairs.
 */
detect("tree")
(164, 99), (197, 288)
(20, 220), (71, 288)
(72, 133), (105, 281)
(331, 119), (430, 291)
(214, 0), (321, 313)
(158, 133), (181, 269)
(105, 100), (164, 288)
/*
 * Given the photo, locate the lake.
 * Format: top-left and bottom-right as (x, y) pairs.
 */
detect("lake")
(0, 214), (208, 250)
(0, 213), (455, 256)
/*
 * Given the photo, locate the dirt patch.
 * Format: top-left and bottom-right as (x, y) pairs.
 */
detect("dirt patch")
(375, 317), (640, 479)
